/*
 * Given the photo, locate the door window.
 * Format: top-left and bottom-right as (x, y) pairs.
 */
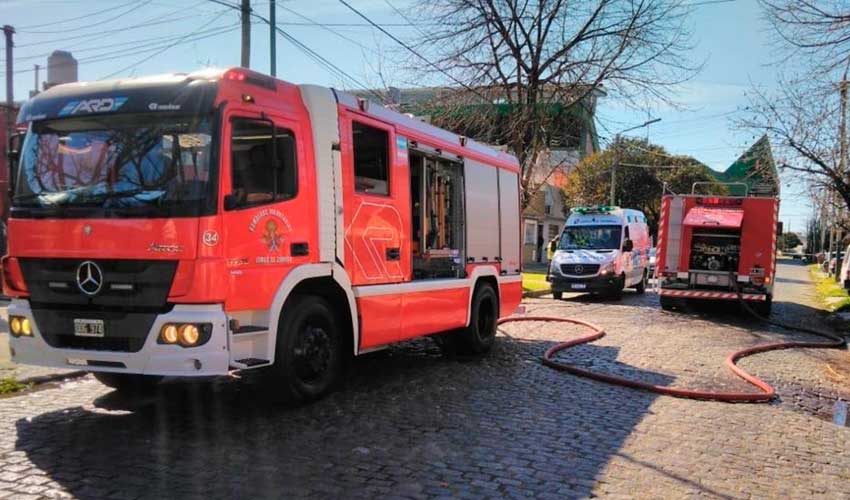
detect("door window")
(229, 118), (297, 208)
(353, 121), (390, 195)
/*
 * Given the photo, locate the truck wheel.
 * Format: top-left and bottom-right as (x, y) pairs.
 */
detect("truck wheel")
(752, 296), (773, 317)
(92, 372), (162, 393)
(271, 295), (342, 402)
(635, 270), (648, 294)
(553, 291), (563, 300)
(660, 295), (677, 311)
(445, 282), (499, 355)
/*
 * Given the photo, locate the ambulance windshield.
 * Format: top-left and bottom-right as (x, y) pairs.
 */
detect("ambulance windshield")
(559, 225), (622, 250)
(13, 113), (216, 218)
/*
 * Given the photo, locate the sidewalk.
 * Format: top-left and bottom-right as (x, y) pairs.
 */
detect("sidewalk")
(0, 303), (85, 384)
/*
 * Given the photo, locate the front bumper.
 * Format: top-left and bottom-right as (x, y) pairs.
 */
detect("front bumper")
(550, 274), (620, 293)
(7, 299), (230, 376)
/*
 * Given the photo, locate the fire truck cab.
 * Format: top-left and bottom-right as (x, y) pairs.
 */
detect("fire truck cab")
(4, 68), (522, 400)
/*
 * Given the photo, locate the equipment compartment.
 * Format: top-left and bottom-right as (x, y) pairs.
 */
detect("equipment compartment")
(688, 231), (741, 273)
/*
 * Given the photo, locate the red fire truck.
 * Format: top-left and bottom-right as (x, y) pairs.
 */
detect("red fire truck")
(655, 188), (780, 316)
(3, 68), (523, 399)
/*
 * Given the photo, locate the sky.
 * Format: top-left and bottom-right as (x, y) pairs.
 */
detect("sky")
(0, 0), (812, 232)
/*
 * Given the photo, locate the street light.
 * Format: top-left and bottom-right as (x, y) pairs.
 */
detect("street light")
(610, 117), (662, 205)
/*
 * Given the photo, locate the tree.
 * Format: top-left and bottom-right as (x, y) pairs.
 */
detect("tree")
(779, 232), (802, 251)
(563, 137), (723, 235)
(410, 0), (699, 209)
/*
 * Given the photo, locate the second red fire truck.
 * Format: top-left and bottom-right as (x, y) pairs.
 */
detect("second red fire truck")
(655, 187), (780, 316)
(4, 68), (523, 400)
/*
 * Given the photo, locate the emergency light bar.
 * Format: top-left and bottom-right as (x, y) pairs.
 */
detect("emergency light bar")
(571, 205), (618, 215)
(223, 69), (277, 91)
(696, 197), (743, 207)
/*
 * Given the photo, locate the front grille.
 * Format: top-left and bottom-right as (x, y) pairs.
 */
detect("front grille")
(20, 258), (177, 310)
(20, 258), (177, 353)
(560, 264), (600, 276)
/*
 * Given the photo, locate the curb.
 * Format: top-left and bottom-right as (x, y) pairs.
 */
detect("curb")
(17, 370), (88, 386)
(522, 289), (551, 299)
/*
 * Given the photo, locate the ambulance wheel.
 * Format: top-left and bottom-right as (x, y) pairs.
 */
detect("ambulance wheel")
(440, 282), (499, 355)
(553, 291), (563, 300)
(608, 274), (625, 300)
(635, 270), (648, 294)
(92, 372), (162, 393)
(272, 295), (342, 402)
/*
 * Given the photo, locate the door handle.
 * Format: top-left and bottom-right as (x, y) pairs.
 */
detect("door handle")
(386, 247), (400, 261)
(291, 242), (309, 256)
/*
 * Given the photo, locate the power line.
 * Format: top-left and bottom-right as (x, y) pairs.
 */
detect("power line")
(16, 0), (140, 30)
(336, 0), (489, 102)
(276, 4), (380, 55)
(17, 1), (153, 34)
(99, 10), (232, 80)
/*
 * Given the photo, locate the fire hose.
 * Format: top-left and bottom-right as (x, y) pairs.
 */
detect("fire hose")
(501, 284), (846, 403)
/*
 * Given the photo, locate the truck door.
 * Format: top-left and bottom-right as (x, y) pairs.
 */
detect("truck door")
(339, 112), (410, 349)
(339, 114), (410, 285)
(220, 113), (316, 311)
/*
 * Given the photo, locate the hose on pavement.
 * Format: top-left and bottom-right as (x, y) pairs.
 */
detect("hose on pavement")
(500, 293), (846, 403)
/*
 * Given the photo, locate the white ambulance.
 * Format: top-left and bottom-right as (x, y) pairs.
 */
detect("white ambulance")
(547, 206), (651, 299)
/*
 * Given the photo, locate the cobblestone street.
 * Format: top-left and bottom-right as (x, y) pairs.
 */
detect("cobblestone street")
(0, 260), (848, 499)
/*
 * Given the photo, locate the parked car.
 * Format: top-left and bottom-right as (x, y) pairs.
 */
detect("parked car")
(648, 247), (657, 275)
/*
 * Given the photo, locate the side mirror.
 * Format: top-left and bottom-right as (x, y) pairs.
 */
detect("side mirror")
(223, 193), (239, 211)
(622, 239), (634, 252)
(7, 131), (24, 195)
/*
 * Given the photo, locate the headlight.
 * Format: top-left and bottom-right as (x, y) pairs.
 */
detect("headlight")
(158, 323), (211, 347)
(599, 262), (616, 275)
(9, 316), (32, 337)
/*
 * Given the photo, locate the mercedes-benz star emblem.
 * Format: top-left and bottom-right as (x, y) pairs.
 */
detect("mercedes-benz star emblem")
(76, 261), (104, 296)
(574, 264), (584, 274)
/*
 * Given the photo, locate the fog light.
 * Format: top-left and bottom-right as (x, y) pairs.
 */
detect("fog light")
(20, 318), (31, 336)
(178, 324), (200, 346)
(161, 324), (179, 344)
(9, 316), (21, 336)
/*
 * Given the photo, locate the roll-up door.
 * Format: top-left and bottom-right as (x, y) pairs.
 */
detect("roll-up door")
(498, 169), (521, 274)
(464, 159), (500, 262)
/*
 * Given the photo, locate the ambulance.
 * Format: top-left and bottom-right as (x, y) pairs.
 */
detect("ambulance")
(547, 206), (651, 299)
(3, 68), (523, 400)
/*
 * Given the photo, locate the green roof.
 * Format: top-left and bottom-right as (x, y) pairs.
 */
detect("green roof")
(712, 135), (779, 196)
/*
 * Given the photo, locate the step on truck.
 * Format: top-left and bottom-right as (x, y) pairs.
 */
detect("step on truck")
(655, 185), (780, 316)
(4, 68), (523, 399)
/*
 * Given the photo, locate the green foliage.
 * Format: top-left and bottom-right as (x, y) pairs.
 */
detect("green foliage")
(563, 138), (725, 235)
(779, 232), (802, 251)
(0, 377), (29, 395)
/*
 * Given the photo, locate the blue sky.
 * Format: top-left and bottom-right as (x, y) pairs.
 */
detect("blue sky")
(0, 0), (811, 232)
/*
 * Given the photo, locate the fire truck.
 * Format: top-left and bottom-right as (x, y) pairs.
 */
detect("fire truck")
(3, 68), (523, 400)
(655, 187), (780, 316)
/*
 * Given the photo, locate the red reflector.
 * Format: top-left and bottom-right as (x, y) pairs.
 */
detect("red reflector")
(1, 256), (28, 294)
(696, 197), (743, 207)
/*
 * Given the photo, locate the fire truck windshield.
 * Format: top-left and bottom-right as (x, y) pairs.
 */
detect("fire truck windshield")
(13, 113), (217, 218)
(559, 225), (622, 251)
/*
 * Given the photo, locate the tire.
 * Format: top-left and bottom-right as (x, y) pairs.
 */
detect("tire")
(443, 282), (499, 355)
(608, 274), (625, 300)
(92, 372), (162, 393)
(660, 295), (678, 311)
(635, 270), (647, 294)
(269, 295), (342, 402)
(553, 291), (563, 300)
(751, 295), (773, 317)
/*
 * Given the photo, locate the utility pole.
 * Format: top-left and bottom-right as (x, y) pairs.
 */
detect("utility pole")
(3, 25), (14, 154)
(33, 64), (39, 96)
(240, 0), (251, 68)
(609, 117), (661, 205)
(269, 0), (276, 76)
(835, 75), (848, 280)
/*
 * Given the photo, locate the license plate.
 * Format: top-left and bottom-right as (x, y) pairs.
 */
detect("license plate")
(571, 283), (587, 290)
(74, 319), (105, 338)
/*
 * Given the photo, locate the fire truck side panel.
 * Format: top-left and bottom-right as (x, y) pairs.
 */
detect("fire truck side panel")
(737, 197), (779, 287)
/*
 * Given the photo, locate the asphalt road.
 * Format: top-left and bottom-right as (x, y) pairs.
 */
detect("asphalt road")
(0, 260), (848, 499)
